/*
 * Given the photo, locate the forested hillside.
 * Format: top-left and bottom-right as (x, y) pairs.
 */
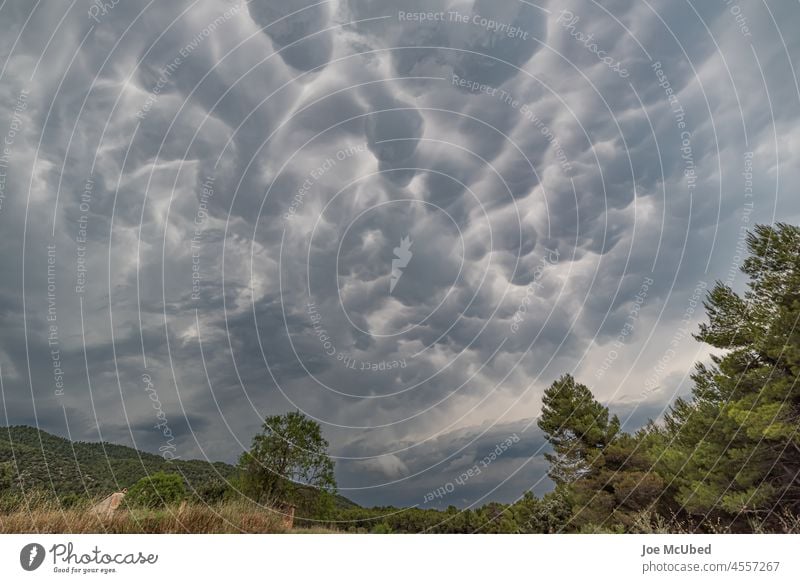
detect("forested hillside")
(0, 425), (359, 510)
(0, 425), (234, 497)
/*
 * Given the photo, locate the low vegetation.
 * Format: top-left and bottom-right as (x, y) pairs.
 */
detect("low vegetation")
(0, 494), (288, 534)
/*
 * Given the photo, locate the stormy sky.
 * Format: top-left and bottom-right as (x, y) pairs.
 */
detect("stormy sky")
(0, 0), (799, 509)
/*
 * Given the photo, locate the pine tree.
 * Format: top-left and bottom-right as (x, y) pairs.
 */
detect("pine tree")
(656, 223), (800, 529)
(538, 374), (620, 484)
(570, 430), (664, 529)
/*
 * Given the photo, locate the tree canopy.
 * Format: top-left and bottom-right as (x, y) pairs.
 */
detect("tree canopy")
(126, 471), (186, 508)
(653, 222), (800, 528)
(532, 223), (800, 532)
(237, 410), (337, 509)
(538, 374), (620, 484)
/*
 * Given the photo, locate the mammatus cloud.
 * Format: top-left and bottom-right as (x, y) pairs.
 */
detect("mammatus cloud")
(0, 0), (799, 511)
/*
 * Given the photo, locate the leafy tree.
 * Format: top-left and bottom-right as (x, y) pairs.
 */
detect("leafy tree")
(656, 223), (800, 529)
(538, 374), (620, 484)
(127, 471), (186, 508)
(191, 478), (229, 504)
(238, 411), (336, 507)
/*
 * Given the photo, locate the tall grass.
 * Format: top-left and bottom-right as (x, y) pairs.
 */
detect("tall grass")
(0, 496), (290, 533)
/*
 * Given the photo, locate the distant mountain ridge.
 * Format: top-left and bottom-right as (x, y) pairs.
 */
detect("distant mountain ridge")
(0, 425), (358, 509)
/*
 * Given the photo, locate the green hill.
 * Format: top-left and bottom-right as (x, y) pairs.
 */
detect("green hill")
(0, 425), (358, 509)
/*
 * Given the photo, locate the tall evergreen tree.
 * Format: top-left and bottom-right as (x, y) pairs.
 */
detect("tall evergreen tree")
(537, 375), (663, 530)
(538, 374), (620, 484)
(656, 223), (800, 529)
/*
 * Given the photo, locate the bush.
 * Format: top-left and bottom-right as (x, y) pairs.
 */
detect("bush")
(126, 471), (186, 509)
(191, 478), (229, 504)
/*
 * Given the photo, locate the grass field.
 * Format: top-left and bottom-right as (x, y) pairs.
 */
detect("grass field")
(0, 499), (303, 534)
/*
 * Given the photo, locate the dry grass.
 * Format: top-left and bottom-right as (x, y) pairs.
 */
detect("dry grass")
(0, 499), (292, 534)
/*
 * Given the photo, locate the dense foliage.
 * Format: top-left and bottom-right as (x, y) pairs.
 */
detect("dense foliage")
(528, 223), (800, 533)
(237, 411), (337, 512)
(651, 223), (800, 530)
(0, 424), (355, 512)
(126, 471), (186, 508)
(0, 425), (234, 499)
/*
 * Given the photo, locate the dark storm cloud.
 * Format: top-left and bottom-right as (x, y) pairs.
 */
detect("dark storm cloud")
(248, 0), (334, 72)
(0, 0), (798, 508)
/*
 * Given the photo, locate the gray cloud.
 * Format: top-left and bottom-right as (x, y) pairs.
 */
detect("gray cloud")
(0, 0), (798, 508)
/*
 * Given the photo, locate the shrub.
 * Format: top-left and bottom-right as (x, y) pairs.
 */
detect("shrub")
(126, 471), (186, 509)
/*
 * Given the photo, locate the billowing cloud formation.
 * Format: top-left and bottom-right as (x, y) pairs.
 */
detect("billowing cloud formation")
(1, 0), (799, 510)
